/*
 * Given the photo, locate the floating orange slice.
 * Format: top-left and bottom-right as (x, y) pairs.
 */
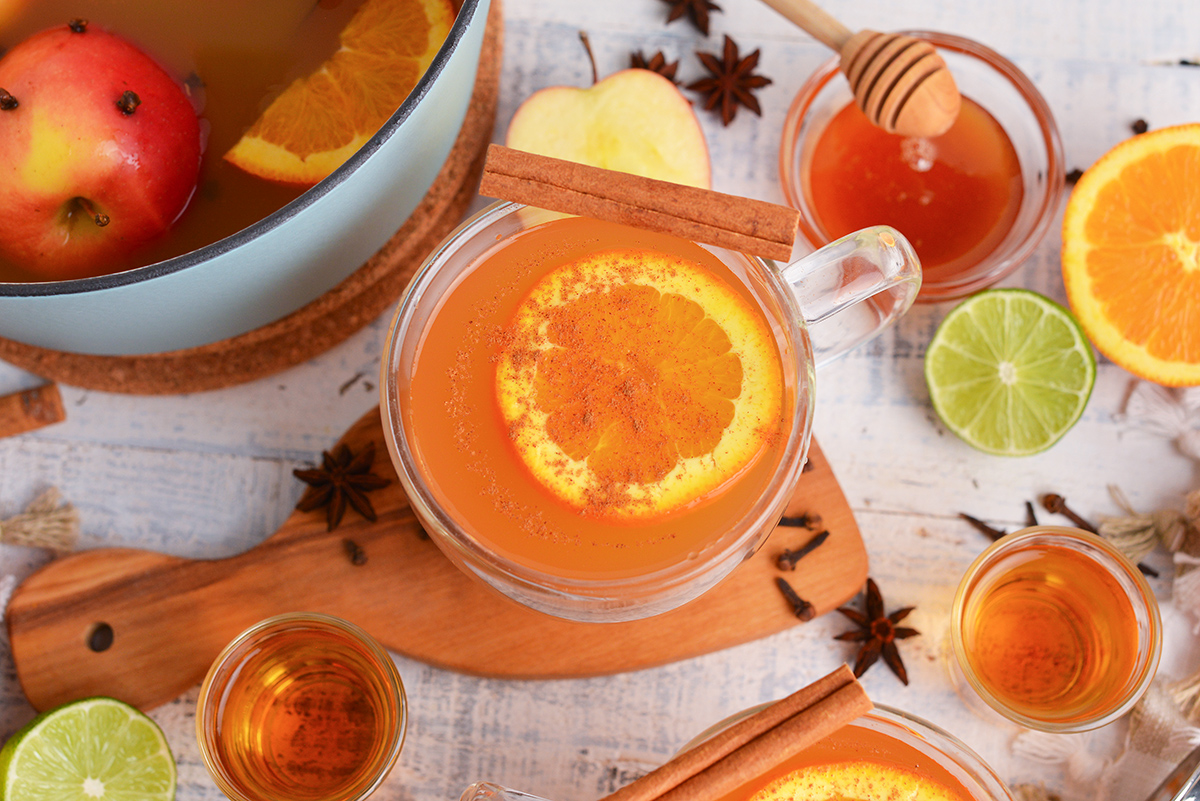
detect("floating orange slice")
(1061, 123), (1200, 386)
(224, 0), (455, 186)
(495, 249), (784, 520)
(749, 762), (967, 801)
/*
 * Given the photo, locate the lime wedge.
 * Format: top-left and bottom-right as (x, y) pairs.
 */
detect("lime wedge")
(924, 289), (1096, 456)
(0, 697), (176, 801)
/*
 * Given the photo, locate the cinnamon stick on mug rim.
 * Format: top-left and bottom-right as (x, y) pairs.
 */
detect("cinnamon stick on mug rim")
(479, 145), (800, 262)
(598, 664), (871, 801)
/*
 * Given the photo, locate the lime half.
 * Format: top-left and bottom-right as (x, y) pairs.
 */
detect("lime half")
(0, 697), (176, 801)
(925, 289), (1096, 456)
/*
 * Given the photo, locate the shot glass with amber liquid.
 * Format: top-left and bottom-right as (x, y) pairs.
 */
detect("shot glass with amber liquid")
(951, 526), (1161, 732)
(196, 613), (407, 801)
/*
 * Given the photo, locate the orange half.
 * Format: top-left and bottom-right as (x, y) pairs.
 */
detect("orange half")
(495, 249), (784, 520)
(1061, 123), (1200, 386)
(224, 0), (456, 185)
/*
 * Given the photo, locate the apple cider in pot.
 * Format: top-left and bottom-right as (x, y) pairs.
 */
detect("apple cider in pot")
(0, 0), (456, 282)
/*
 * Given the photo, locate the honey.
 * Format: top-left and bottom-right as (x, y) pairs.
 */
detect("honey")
(806, 96), (1023, 287)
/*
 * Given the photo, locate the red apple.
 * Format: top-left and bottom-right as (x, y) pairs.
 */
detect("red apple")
(0, 21), (202, 280)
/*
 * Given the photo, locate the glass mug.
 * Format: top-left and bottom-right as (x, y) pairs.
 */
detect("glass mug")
(380, 202), (920, 621)
(459, 705), (1013, 801)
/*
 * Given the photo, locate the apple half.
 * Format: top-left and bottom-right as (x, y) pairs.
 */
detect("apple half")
(506, 68), (711, 189)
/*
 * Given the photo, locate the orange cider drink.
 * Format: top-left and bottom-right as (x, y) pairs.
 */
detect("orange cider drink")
(382, 203), (921, 621)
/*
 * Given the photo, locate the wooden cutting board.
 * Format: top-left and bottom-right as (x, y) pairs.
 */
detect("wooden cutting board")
(6, 407), (868, 712)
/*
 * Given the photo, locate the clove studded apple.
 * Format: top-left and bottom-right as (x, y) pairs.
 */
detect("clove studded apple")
(0, 21), (202, 280)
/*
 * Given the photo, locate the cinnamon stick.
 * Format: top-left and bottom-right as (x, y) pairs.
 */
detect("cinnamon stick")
(479, 145), (800, 261)
(599, 665), (871, 801)
(0, 383), (65, 439)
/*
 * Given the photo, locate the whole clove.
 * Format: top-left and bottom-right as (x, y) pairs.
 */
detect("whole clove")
(959, 512), (1005, 541)
(1040, 493), (1097, 532)
(116, 90), (141, 115)
(1024, 500), (1039, 528)
(0, 88), (17, 111)
(779, 512), (822, 529)
(775, 577), (815, 621)
(1041, 493), (1158, 577)
(342, 537), (368, 566)
(776, 529), (830, 570)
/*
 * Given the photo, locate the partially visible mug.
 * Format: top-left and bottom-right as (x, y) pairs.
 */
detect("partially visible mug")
(459, 705), (1012, 801)
(381, 202), (920, 621)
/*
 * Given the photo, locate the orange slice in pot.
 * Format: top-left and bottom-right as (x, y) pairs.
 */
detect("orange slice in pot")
(224, 0), (456, 186)
(749, 762), (967, 801)
(495, 249), (784, 520)
(1061, 123), (1200, 386)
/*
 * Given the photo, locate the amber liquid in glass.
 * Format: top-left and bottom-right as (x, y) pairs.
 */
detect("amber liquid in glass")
(405, 215), (791, 582)
(713, 722), (975, 801)
(210, 625), (402, 801)
(0, 0), (454, 281)
(960, 539), (1141, 723)
(806, 96), (1023, 285)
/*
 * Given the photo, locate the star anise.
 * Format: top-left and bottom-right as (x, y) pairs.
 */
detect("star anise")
(630, 50), (681, 85)
(835, 578), (919, 684)
(294, 442), (391, 532)
(687, 35), (772, 126)
(660, 0), (721, 36)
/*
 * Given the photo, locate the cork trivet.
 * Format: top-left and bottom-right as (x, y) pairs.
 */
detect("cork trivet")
(0, 0), (502, 395)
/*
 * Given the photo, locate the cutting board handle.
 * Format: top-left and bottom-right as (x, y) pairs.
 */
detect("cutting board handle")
(7, 408), (866, 711)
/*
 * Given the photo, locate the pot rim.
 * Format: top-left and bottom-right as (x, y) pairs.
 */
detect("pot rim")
(0, 0), (484, 298)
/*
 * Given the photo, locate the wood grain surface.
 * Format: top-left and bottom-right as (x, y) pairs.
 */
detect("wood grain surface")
(7, 408), (865, 712)
(3, 3), (1199, 801)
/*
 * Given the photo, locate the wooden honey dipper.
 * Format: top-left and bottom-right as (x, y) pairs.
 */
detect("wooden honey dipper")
(761, 0), (961, 137)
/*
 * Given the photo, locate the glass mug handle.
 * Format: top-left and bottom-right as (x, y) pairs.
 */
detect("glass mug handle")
(779, 226), (922, 367)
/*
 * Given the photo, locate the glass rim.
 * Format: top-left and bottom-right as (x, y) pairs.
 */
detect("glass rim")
(195, 612), (408, 801)
(949, 525), (1163, 732)
(378, 200), (817, 611)
(682, 703), (1013, 800)
(778, 29), (1065, 302)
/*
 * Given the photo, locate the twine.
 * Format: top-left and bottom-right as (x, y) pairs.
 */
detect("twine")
(0, 487), (79, 552)
(1117, 383), (1200, 461)
(1012, 731), (1114, 788)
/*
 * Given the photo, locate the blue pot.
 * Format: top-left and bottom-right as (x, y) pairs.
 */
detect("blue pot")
(0, 0), (491, 356)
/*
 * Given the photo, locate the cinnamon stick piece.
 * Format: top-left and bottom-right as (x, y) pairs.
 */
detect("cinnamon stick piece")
(599, 664), (871, 801)
(0, 383), (65, 439)
(479, 145), (800, 262)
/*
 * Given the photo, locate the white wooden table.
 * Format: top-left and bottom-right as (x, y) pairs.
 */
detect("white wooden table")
(2, 1), (1199, 799)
